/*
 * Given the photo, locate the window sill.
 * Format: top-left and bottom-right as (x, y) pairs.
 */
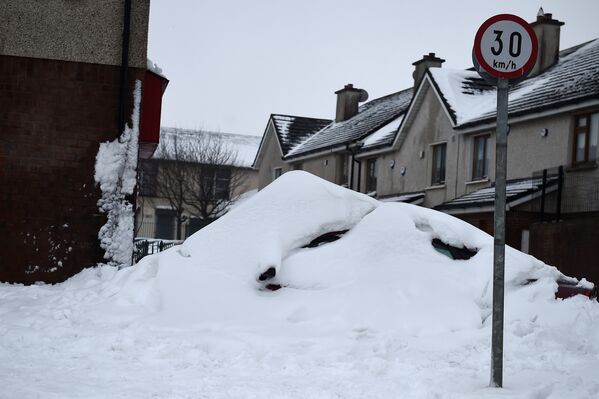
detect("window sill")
(425, 184), (445, 191)
(567, 162), (597, 172)
(465, 178), (489, 185)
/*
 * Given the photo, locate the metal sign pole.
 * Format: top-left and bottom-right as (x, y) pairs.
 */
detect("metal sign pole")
(474, 13), (537, 389)
(491, 77), (509, 388)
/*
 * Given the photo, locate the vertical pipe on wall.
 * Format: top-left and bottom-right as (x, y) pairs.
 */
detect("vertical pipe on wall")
(356, 159), (362, 192)
(349, 152), (355, 190)
(118, 0), (132, 137)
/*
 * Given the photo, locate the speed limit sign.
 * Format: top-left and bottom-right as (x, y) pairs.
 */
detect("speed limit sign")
(473, 14), (538, 81)
(473, 13), (539, 390)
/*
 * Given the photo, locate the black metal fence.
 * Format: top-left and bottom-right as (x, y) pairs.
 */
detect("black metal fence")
(136, 218), (215, 241)
(133, 238), (181, 263)
(532, 165), (599, 221)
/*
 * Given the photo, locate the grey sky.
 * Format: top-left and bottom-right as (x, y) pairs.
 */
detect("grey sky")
(148, 0), (599, 136)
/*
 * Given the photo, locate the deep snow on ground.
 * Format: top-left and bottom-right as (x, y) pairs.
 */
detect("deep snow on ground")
(2, 172), (599, 399)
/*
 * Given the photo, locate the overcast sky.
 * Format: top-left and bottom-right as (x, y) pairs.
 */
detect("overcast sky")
(148, 0), (599, 136)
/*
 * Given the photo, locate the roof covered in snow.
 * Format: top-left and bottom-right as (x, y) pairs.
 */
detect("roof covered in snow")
(271, 114), (332, 156)
(153, 127), (261, 168)
(436, 176), (559, 212)
(258, 38), (598, 162)
(429, 39), (599, 128)
(286, 88), (413, 158)
(362, 114), (405, 150)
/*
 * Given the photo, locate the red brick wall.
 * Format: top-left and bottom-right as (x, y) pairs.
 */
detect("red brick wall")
(0, 54), (144, 284)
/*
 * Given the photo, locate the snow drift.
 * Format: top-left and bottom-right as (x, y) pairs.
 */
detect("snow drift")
(117, 171), (581, 333)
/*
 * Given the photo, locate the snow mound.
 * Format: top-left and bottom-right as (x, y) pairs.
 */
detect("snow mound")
(118, 171), (570, 333)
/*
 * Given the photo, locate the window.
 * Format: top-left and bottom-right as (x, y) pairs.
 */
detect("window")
(573, 113), (598, 164)
(154, 209), (176, 239)
(273, 167), (282, 181)
(431, 143), (446, 185)
(366, 159), (377, 192)
(472, 135), (489, 180)
(293, 163), (303, 170)
(213, 168), (231, 200)
(138, 160), (158, 196)
(202, 167), (230, 200)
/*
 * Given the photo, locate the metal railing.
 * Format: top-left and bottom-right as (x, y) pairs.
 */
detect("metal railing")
(133, 238), (182, 263)
(532, 165), (599, 221)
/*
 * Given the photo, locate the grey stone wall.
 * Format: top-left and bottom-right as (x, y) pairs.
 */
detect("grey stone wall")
(0, 0), (150, 68)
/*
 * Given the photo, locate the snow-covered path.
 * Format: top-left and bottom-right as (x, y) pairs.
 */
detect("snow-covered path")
(1, 271), (598, 399)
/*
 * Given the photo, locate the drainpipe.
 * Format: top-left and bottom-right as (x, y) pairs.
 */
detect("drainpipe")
(118, 0), (132, 138)
(346, 141), (363, 191)
(349, 152), (355, 190)
(356, 158), (362, 192)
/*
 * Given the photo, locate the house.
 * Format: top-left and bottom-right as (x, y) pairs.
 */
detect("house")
(254, 11), (599, 284)
(136, 128), (261, 240)
(253, 114), (332, 188)
(0, 1), (167, 283)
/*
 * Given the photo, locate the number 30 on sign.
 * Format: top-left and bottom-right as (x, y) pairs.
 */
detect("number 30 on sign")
(473, 14), (538, 81)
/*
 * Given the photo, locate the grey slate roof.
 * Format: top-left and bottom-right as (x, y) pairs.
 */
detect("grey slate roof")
(286, 88), (413, 158)
(271, 114), (332, 156)
(429, 39), (599, 128)
(435, 176), (558, 212)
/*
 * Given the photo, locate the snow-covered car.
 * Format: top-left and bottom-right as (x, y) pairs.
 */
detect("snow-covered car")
(127, 171), (596, 330)
(267, 229), (597, 299)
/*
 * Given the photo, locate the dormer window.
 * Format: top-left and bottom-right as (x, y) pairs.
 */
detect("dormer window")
(572, 113), (598, 165)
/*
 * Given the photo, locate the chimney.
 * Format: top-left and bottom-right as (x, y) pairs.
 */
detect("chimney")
(529, 8), (564, 77)
(412, 53), (445, 87)
(334, 84), (368, 122)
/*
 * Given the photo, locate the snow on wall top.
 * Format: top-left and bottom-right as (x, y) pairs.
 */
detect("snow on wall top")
(286, 88), (413, 158)
(429, 39), (599, 127)
(146, 58), (167, 80)
(271, 114), (332, 156)
(154, 127), (261, 168)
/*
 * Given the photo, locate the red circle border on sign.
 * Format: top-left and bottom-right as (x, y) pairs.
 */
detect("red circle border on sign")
(473, 14), (538, 80)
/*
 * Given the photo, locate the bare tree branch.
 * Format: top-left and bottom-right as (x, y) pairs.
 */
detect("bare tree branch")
(140, 129), (251, 238)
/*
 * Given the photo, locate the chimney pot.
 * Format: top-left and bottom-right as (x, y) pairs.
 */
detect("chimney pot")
(334, 84), (368, 122)
(412, 52), (445, 87)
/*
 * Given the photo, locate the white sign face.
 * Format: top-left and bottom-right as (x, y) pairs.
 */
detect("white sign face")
(474, 14), (538, 80)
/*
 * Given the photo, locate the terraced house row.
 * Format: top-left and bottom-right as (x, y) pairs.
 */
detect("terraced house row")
(253, 11), (599, 284)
